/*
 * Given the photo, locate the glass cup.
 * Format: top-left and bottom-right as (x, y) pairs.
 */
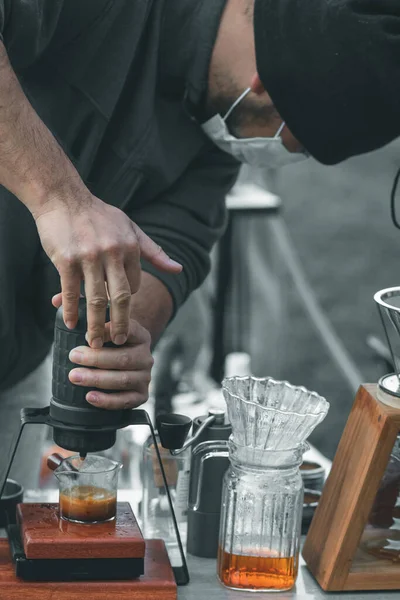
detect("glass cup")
(54, 454), (122, 524)
(141, 434), (191, 560)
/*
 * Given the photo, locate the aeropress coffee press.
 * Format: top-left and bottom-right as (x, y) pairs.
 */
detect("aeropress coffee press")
(0, 298), (195, 598)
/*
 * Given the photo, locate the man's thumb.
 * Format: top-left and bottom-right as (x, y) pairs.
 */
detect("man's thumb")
(133, 224), (182, 273)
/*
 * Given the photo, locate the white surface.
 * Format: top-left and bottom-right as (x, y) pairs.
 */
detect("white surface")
(226, 184), (281, 211)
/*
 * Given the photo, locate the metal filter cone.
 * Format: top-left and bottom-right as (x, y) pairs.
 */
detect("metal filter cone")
(374, 287), (400, 400)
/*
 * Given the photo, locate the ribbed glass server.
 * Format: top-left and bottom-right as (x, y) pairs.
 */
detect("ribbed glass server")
(218, 376), (329, 592)
(218, 441), (306, 591)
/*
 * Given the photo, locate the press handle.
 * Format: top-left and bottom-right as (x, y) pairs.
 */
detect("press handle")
(46, 453), (79, 473)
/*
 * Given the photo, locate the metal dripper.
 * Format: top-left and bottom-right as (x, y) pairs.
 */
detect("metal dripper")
(374, 287), (400, 400)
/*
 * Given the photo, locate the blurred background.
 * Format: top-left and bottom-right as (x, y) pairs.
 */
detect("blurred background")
(274, 138), (400, 458)
(152, 138), (400, 460)
(9, 137), (400, 494)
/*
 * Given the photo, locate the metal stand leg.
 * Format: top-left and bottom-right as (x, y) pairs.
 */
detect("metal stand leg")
(0, 407), (50, 499)
(128, 410), (190, 585)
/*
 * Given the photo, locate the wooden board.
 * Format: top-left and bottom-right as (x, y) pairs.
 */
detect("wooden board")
(18, 503), (145, 560)
(0, 538), (176, 600)
(303, 384), (400, 591)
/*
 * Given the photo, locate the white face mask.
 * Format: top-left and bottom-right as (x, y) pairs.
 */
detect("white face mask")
(202, 87), (308, 168)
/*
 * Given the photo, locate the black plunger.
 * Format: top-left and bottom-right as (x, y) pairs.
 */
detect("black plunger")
(49, 298), (129, 454)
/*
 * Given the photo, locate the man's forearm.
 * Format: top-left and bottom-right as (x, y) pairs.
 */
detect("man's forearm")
(130, 272), (174, 344)
(0, 42), (88, 216)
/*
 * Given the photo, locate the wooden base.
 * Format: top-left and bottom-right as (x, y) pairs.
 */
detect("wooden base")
(0, 538), (177, 599)
(17, 503), (145, 560)
(303, 384), (400, 591)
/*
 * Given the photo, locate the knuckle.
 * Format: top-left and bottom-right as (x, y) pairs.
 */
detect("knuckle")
(105, 243), (123, 259)
(59, 254), (79, 270)
(119, 353), (131, 369)
(120, 372), (132, 390)
(140, 389), (149, 404)
(88, 296), (108, 310)
(88, 351), (99, 368)
(81, 249), (99, 263)
(97, 397), (111, 409)
(127, 239), (139, 253)
(91, 371), (100, 388)
(141, 329), (152, 346)
(143, 373), (151, 387)
(63, 290), (80, 303)
(122, 396), (134, 410)
(112, 291), (131, 308)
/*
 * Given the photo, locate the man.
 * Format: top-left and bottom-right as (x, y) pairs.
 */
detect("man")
(0, 0), (398, 417)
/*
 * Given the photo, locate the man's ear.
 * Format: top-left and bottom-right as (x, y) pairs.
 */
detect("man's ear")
(250, 73), (265, 95)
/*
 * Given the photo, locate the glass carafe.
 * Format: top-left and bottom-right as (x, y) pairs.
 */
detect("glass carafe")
(219, 376), (329, 592)
(218, 440), (307, 592)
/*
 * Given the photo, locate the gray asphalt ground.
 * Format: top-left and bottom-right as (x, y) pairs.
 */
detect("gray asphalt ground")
(274, 138), (400, 459)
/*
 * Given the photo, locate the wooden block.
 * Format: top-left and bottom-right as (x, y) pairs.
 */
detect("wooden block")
(0, 538), (176, 600)
(18, 503), (145, 560)
(303, 384), (400, 591)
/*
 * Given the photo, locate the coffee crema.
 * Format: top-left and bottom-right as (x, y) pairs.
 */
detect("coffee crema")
(59, 485), (117, 523)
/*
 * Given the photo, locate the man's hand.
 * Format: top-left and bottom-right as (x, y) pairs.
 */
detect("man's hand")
(0, 43), (181, 349)
(37, 193), (181, 349)
(67, 318), (154, 410)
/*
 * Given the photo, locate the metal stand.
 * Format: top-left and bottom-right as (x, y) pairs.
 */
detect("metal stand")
(0, 407), (189, 586)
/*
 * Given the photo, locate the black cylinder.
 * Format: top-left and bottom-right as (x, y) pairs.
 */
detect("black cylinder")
(0, 479), (23, 527)
(50, 299), (127, 453)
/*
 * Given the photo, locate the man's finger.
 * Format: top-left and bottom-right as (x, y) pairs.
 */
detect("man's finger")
(105, 260), (132, 345)
(59, 266), (82, 329)
(124, 255), (141, 297)
(83, 264), (108, 348)
(69, 368), (150, 391)
(69, 346), (153, 371)
(131, 223), (182, 273)
(102, 319), (151, 346)
(52, 292), (62, 308)
(86, 390), (148, 410)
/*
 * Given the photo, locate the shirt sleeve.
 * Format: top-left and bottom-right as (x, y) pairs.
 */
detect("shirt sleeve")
(131, 146), (240, 316)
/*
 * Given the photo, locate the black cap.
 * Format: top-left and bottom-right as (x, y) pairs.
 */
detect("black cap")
(254, 0), (400, 164)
